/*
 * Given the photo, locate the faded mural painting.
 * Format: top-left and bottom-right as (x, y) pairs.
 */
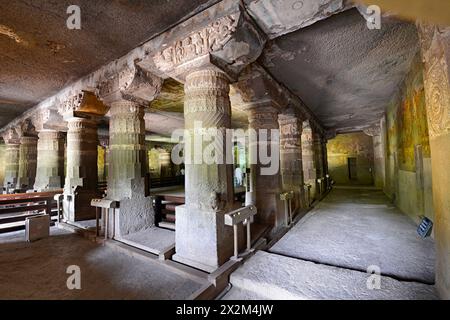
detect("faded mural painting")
(387, 54), (431, 173)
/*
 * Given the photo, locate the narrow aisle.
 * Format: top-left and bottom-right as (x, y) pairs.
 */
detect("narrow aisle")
(222, 187), (438, 300)
(270, 188), (435, 284)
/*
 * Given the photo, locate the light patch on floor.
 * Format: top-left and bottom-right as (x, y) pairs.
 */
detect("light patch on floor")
(0, 228), (203, 299)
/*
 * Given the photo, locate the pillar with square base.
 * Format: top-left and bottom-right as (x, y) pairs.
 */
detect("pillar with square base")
(33, 131), (65, 191)
(173, 69), (235, 272)
(1, 128), (20, 192)
(97, 65), (162, 238)
(32, 109), (67, 192)
(278, 111), (306, 212)
(301, 122), (317, 203)
(59, 91), (107, 222)
(246, 104), (284, 232)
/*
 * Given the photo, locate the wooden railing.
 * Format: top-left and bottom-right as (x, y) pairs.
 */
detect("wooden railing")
(0, 190), (62, 233)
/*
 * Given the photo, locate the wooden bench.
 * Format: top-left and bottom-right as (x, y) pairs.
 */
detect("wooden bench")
(0, 190), (62, 233)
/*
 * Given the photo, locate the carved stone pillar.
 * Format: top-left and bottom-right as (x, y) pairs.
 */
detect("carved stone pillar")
(34, 130), (65, 191)
(98, 65), (162, 237)
(59, 91), (107, 222)
(64, 117), (99, 221)
(313, 132), (325, 198)
(364, 125), (384, 189)
(98, 135), (109, 183)
(172, 69), (234, 272)
(418, 24), (450, 299)
(301, 123), (317, 202)
(247, 104), (284, 230)
(278, 112), (305, 211)
(15, 120), (38, 191)
(16, 136), (38, 190)
(1, 129), (20, 190)
(147, 1), (266, 271)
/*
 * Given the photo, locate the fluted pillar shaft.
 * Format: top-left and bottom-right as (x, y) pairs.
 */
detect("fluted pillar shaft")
(3, 143), (20, 190)
(107, 100), (154, 236)
(278, 113), (305, 210)
(34, 130), (65, 191)
(16, 136), (38, 190)
(63, 117), (99, 221)
(247, 105), (284, 230)
(173, 69), (234, 272)
(301, 125), (317, 202)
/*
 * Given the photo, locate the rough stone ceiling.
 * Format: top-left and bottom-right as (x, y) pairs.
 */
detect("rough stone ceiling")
(0, 0), (219, 128)
(261, 8), (420, 132)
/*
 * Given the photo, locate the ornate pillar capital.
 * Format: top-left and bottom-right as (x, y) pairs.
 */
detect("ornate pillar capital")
(31, 108), (66, 132)
(1, 128), (20, 145)
(143, 1), (265, 82)
(58, 90), (108, 120)
(97, 65), (162, 106)
(16, 119), (37, 139)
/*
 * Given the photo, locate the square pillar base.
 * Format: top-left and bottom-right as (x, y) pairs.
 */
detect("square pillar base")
(174, 205), (233, 273)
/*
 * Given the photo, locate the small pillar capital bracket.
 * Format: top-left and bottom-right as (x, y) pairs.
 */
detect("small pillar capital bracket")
(97, 65), (163, 107)
(59, 90), (108, 121)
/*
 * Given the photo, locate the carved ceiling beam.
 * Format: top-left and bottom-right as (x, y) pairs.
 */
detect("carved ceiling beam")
(31, 108), (66, 132)
(139, 0), (266, 82)
(97, 65), (163, 106)
(231, 63), (326, 135)
(1, 128), (20, 145)
(15, 119), (37, 138)
(58, 90), (108, 120)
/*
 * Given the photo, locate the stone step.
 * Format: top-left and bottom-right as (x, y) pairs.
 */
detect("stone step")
(223, 251), (438, 300)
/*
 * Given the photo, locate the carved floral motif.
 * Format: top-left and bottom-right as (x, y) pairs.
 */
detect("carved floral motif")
(153, 14), (239, 72)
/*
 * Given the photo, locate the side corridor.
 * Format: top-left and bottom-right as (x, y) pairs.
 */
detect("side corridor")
(223, 187), (438, 300)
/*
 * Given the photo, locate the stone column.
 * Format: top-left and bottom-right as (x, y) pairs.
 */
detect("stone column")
(313, 132), (325, 198)
(63, 116), (99, 221)
(98, 136), (109, 183)
(34, 130), (65, 191)
(247, 104), (284, 230)
(4, 144), (20, 189)
(16, 136), (38, 190)
(418, 24), (450, 299)
(278, 112), (305, 211)
(97, 65), (162, 237)
(107, 100), (153, 236)
(2, 129), (20, 191)
(173, 69), (235, 272)
(59, 91), (108, 222)
(301, 123), (317, 203)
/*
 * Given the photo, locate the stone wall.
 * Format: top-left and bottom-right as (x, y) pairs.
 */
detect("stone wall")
(327, 132), (374, 186)
(384, 53), (434, 224)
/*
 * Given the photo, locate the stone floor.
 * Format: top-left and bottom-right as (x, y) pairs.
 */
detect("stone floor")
(223, 187), (438, 300)
(0, 228), (204, 300)
(223, 251), (438, 300)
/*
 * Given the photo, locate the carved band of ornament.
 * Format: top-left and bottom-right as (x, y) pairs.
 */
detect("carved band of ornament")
(185, 70), (230, 89)
(32, 109), (51, 131)
(59, 91), (85, 115)
(184, 104), (231, 115)
(154, 14), (239, 72)
(67, 118), (97, 130)
(38, 131), (64, 140)
(425, 56), (450, 138)
(184, 87), (230, 98)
